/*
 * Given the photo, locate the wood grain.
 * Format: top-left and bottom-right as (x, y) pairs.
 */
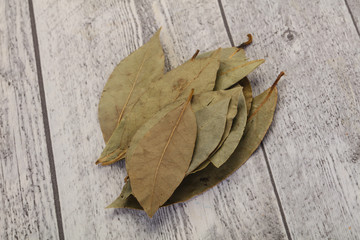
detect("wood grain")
(0, 0), (58, 239)
(222, 0), (360, 238)
(32, 0), (287, 239)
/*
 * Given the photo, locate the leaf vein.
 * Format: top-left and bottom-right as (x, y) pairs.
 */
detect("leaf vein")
(149, 90), (194, 212)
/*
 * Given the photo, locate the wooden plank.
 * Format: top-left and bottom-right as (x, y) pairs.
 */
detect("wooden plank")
(346, 0), (360, 33)
(32, 0), (287, 239)
(0, 0), (59, 239)
(222, 0), (360, 239)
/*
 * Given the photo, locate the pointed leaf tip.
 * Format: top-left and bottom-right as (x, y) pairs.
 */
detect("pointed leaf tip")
(98, 29), (165, 144)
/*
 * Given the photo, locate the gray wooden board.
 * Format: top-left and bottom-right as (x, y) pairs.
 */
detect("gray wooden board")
(0, 0), (58, 239)
(346, 0), (360, 33)
(222, 0), (360, 239)
(4, 0), (360, 239)
(32, 0), (287, 239)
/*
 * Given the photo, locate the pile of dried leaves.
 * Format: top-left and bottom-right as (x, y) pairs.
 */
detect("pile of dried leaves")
(96, 29), (283, 217)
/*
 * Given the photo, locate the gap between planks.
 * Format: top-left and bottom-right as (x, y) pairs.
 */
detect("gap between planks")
(217, 0), (292, 239)
(344, 0), (360, 37)
(261, 143), (292, 240)
(28, 0), (65, 240)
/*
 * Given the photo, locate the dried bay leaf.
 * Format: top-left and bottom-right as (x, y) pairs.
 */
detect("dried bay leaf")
(118, 103), (182, 210)
(186, 98), (230, 174)
(239, 77), (253, 116)
(107, 181), (140, 209)
(107, 80), (279, 209)
(98, 29), (164, 142)
(209, 89), (247, 168)
(198, 47), (264, 90)
(95, 29), (284, 216)
(223, 87), (241, 136)
(96, 49), (221, 166)
(127, 91), (197, 217)
(212, 85), (241, 153)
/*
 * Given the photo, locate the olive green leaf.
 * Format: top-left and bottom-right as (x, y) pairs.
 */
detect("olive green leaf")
(186, 98), (230, 174)
(191, 86), (240, 113)
(106, 179), (132, 208)
(127, 91), (197, 217)
(189, 86), (242, 174)
(239, 77), (253, 116)
(126, 100), (183, 163)
(106, 181), (141, 209)
(96, 49), (221, 166)
(192, 86), (242, 153)
(209, 89), (247, 168)
(98, 29), (164, 142)
(211, 85), (241, 153)
(198, 47), (264, 90)
(189, 156), (210, 174)
(107, 82), (278, 209)
(190, 85), (244, 173)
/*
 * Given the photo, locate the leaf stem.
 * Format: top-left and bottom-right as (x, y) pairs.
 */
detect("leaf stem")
(247, 71), (285, 122)
(270, 71), (285, 91)
(237, 34), (253, 49)
(191, 50), (200, 60)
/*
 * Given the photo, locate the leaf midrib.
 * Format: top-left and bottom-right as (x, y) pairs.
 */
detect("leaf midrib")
(220, 59), (264, 76)
(148, 96), (192, 214)
(116, 43), (152, 125)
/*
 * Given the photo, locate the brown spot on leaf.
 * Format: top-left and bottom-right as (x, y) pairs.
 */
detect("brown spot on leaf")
(172, 78), (187, 91)
(200, 177), (209, 183)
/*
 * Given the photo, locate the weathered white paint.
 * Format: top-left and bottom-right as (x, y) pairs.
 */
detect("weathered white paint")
(223, 0), (360, 239)
(3, 0), (360, 239)
(0, 0), (58, 239)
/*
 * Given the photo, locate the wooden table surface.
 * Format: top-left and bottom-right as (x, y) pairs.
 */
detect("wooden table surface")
(1, 0), (360, 239)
